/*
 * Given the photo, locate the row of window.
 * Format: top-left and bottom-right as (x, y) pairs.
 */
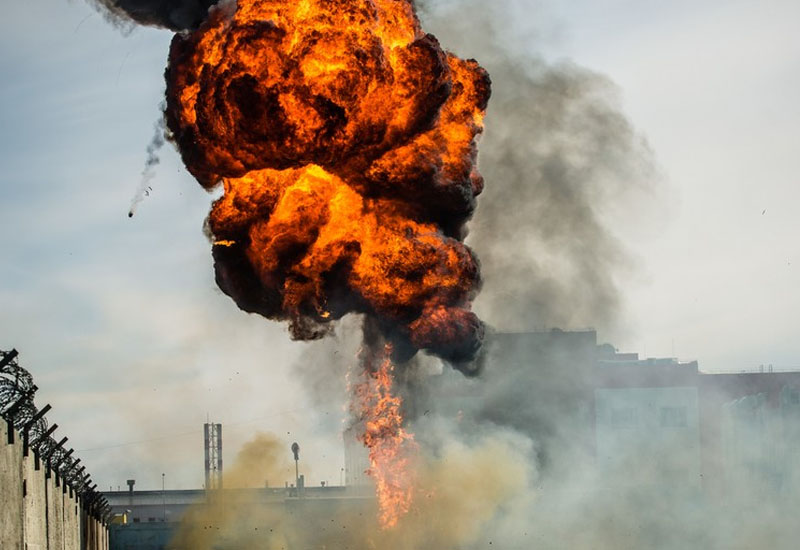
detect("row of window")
(609, 406), (688, 428)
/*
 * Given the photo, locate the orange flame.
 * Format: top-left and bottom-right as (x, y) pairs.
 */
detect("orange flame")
(352, 344), (418, 528)
(165, 0), (490, 364)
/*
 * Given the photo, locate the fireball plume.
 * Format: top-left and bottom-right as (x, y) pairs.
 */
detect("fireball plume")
(164, 0), (490, 368)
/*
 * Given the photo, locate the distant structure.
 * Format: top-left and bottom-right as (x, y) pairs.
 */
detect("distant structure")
(596, 345), (800, 497)
(343, 424), (372, 489)
(203, 422), (223, 490)
(423, 330), (800, 499)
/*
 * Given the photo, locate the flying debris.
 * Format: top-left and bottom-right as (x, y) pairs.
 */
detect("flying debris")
(128, 115), (167, 218)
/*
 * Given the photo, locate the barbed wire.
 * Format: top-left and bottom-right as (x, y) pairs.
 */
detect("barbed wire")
(1, 348), (107, 520)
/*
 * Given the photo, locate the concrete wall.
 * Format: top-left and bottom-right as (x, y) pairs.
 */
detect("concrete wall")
(0, 420), (108, 550)
(65, 488), (80, 550)
(595, 386), (702, 492)
(47, 471), (65, 550)
(1, 420), (24, 550)
(109, 523), (174, 550)
(24, 454), (47, 550)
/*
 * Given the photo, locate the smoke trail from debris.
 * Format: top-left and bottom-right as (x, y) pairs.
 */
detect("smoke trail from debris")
(128, 113), (166, 218)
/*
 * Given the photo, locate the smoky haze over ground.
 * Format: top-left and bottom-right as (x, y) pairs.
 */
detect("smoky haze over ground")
(171, 429), (535, 550)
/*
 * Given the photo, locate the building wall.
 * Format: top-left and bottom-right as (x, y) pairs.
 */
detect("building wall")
(109, 523), (173, 550)
(425, 330), (599, 474)
(343, 425), (372, 488)
(107, 490), (374, 550)
(0, 420), (108, 550)
(720, 387), (800, 497)
(698, 372), (800, 497)
(595, 386), (701, 491)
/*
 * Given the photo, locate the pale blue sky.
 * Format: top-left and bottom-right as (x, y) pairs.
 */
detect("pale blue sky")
(2, 0), (799, 489)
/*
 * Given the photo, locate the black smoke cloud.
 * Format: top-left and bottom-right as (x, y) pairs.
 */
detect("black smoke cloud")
(87, 0), (218, 31)
(416, 0), (660, 336)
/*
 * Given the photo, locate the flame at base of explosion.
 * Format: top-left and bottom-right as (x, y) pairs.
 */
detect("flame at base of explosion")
(352, 343), (418, 529)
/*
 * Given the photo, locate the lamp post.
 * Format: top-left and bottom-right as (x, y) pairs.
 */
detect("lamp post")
(291, 442), (300, 496)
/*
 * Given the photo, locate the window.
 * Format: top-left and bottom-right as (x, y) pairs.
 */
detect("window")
(660, 406), (687, 427)
(611, 407), (638, 429)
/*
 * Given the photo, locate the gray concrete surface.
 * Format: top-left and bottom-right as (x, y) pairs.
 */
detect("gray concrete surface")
(24, 454), (47, 550)
(1, 422), (108, 550)
(1, 421), (24, 550)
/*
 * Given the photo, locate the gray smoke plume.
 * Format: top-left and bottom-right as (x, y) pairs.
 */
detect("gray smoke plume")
(86, 0), (219, 31)
(419, 0), (657, 334)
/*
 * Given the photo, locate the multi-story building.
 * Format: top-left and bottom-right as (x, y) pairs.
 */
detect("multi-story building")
(424, 330), (800, 498)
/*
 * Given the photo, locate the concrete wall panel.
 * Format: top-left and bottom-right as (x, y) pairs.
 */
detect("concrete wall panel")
(64, 490), (80, 550)
(0, 423), (107, 550)
(0, 421), (24, 550)
(46, 472), (66, 550)
(23, 454), (47, 550)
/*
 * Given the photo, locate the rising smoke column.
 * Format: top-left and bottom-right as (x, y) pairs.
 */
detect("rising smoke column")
(162, 0), (490, 527)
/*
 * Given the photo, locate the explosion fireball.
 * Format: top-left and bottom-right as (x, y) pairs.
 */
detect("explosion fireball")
(161, 0), (490, 527)
(165, 0), (490, 366)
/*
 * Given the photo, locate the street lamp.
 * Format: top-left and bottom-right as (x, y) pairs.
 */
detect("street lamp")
(291, 442), (300, 495)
